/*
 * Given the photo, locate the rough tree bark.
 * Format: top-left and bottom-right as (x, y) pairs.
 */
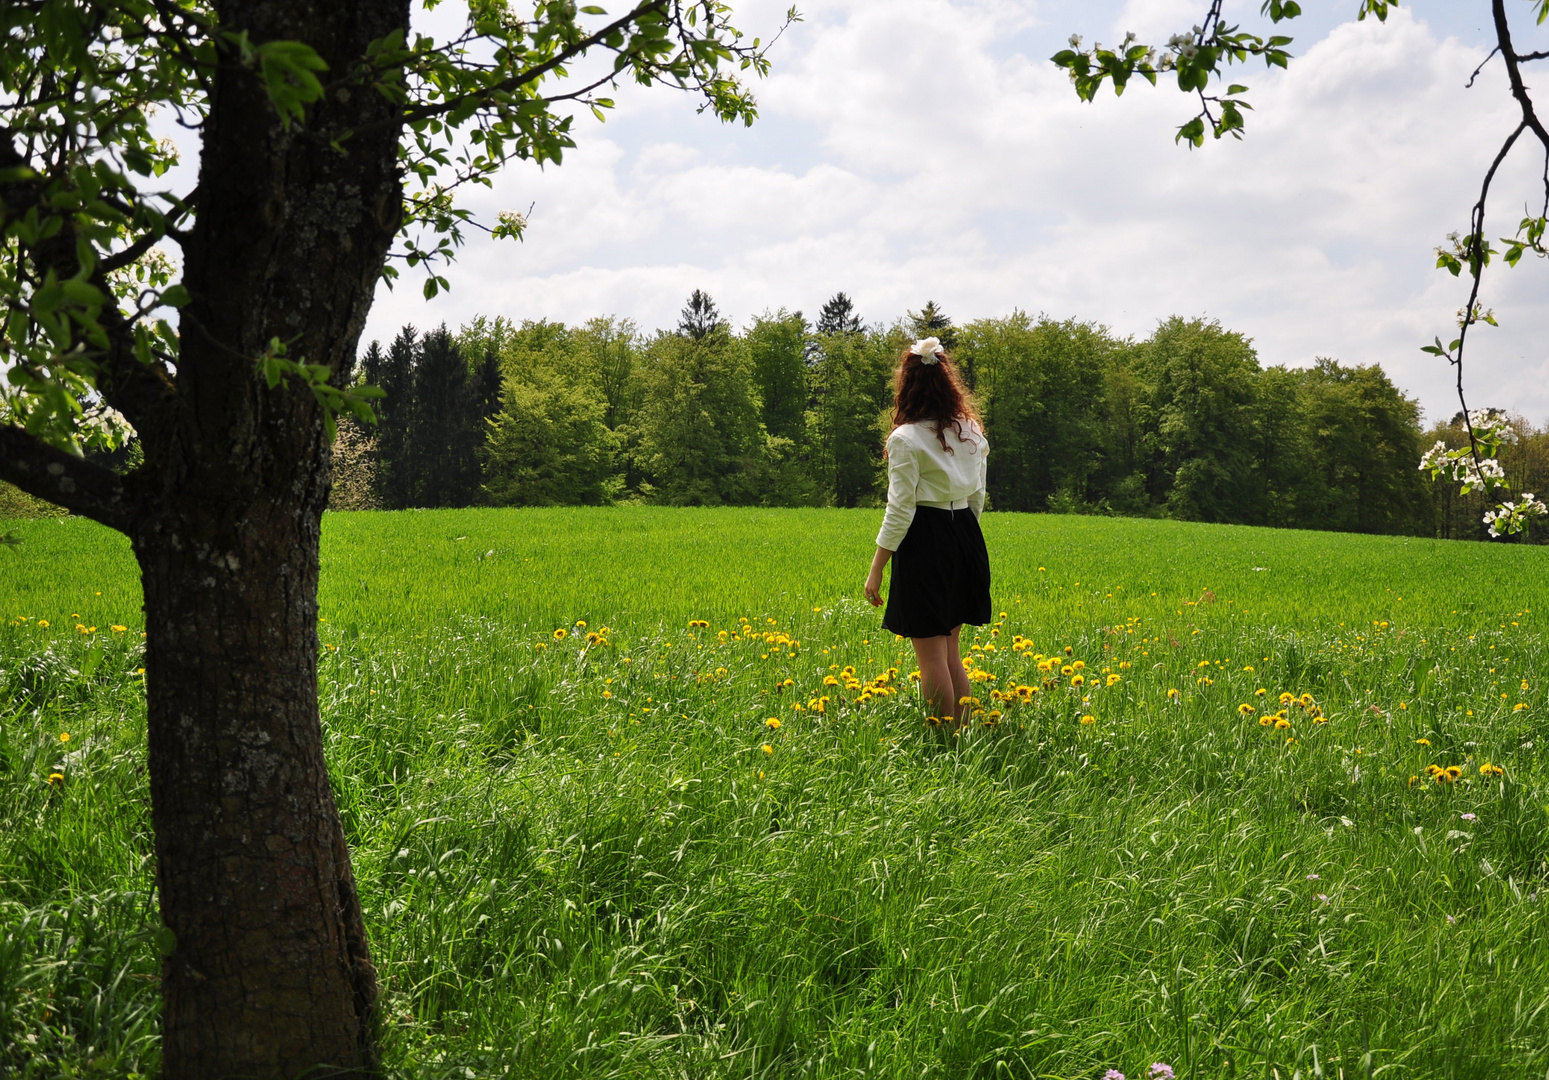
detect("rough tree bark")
(2, 0), (408, 1074)
(137, 0), (409, 1071)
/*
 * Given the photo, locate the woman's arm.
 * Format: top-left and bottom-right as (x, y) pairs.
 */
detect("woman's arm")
(875, 432), (919, 552)
(864, 546), (892, 607)
(968, 426), (988, 519)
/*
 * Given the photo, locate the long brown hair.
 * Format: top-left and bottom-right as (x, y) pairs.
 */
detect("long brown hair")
(889, 348), (981, 453)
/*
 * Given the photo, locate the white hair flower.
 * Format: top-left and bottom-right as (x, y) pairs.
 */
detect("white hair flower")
(911, 337), (943, 365)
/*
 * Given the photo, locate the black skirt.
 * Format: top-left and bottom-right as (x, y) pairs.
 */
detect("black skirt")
(881, 506), (992, 639)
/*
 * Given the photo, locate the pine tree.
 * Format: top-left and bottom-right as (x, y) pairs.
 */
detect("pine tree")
(906, 300), (956, 351)
(409, 324), (478, 507)
(370, 326), (417, 510)
(816, 292), (863, 336)
(678, 289), (725, 341)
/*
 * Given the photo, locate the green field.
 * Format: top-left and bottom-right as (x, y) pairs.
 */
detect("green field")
(3, 509), (1548, 1079)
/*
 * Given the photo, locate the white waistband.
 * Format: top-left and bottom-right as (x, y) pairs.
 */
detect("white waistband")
(918, 499), (971, 511)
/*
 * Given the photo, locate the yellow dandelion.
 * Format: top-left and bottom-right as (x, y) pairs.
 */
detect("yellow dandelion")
(47, 772), (65, 787)
(575, 620), (587, 628)
(1071, 674), (1085, 686)
(59, 732), (70, 743)
(1274, 718), (1292, 730)
(1513, 703), (1528, 712)
(1299, 693), (1314, 707)
(110, 624), (127, 633)
(552, 628), (568, 640)
(37, 620), (49, 628)
(1312, 715), (1329, 725)
(602, 690), (612, 699)
(762, 744), (774, 755)
(1167, 688), (1181, 700)
(1106, 673), (1121, 686)
(1119, 661), (1132, 670)
(765, 717), (781, 730)
(1426, 764), (1444, 777)
(1279, 692), (1295, 704)
(1238, 703), (1256, 715)
(1079, 715), (1096, 725)
(688, 619), (709, 628)
(1072, 660), (1086, 671)
(1255, 687), (1267, 696)
(1480, 763), (1504, 776)
(1416, 738), (1431, 747)
(1408, 775), (1419, 787)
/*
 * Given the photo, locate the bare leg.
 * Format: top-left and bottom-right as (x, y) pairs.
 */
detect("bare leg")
(947, 625), (972, 715)
(913, 626), (970, 723)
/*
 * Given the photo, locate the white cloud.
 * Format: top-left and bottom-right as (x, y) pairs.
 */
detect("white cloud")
(365, 1), (1549, 424)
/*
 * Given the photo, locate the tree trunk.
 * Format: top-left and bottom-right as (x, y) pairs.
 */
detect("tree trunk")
(135, 488), (377, 1077)
(130, 1), (409, 1073)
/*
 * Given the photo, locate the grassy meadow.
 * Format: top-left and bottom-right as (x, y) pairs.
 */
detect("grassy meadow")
(3, 508), (1548, 1079)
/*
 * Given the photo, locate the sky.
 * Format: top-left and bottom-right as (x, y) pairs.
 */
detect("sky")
(360, 0), (1549, 425)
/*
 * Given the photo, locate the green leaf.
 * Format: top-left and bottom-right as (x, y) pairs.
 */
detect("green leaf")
(160, 285), (192, 308)
(155, 926), (178, 956)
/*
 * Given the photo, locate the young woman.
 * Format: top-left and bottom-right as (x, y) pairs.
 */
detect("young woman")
(863, 336), (991, 723)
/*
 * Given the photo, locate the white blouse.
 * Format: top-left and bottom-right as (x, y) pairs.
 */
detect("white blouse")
(875, 418), (988, 552)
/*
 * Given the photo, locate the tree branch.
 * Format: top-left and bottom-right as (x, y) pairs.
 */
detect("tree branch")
(1453, 119), (1525, 464)
(1494, 0), (1549, 155)
(0, 425), (136, 532)
(0, 129), (180, 432)
(350, 0), (669, 138)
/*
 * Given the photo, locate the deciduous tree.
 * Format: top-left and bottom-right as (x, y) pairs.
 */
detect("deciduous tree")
(0, 1), (787, 1074)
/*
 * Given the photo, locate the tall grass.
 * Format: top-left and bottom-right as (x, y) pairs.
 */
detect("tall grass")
(2, 509), (1546, 1078)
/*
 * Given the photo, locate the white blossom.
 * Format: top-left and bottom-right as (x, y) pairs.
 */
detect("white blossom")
(1483, 495), (1547, 538)
(1069, 33), (1082, 49)
(81, 403), (136, 444)
(1418, 440), (1450, 471)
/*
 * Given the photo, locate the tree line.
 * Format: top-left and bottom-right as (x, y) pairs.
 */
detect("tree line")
(329, 291), (1548, 542)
